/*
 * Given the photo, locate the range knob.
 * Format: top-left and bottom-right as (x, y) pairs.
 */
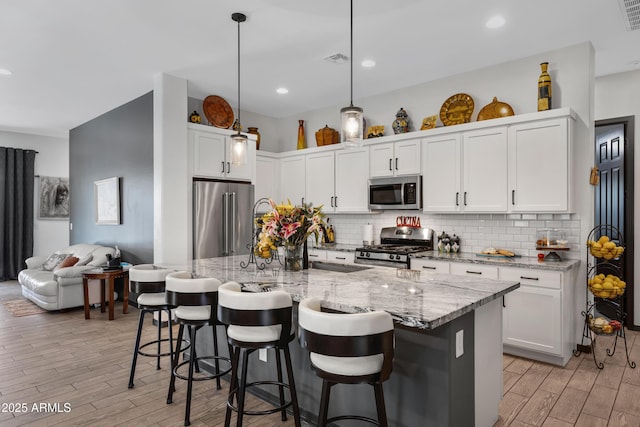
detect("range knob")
(359, 251), (365, 256)
(395, 255), (401, 260)
(366, 252), (370, 257)
(389, 254), (395, 260)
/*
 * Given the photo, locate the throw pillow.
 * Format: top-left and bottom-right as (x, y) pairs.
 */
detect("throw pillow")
(42, 253), (70, 271)
(58, 256), (79, 268)
(75, 254), (93, 266)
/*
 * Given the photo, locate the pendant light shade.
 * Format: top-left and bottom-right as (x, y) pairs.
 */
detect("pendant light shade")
(340, 0), (363, 148)
(231, 12), (247, 165)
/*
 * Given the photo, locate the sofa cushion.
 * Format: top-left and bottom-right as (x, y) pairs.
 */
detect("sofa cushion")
(18, 269), (59, 296)
(58, 256), (79, 268)
(43, 253), (70, 271)
(76, 254), (93, 266)
(87, 247), (115, 266)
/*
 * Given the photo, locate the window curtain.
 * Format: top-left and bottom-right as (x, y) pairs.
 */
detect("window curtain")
(0, 147), (36, 281)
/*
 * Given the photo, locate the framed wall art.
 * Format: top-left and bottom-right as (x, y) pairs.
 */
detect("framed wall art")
(94, 177), (120, 225)
(38, 176), (70, 219)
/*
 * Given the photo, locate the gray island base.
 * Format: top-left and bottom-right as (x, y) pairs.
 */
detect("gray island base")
(162, 256), (519, 427)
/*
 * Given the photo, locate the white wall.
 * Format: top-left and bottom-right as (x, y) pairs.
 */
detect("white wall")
(0, 129), (69, 256)
(595, 69), (640, 326)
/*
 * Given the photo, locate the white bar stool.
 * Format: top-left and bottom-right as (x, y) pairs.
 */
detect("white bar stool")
(298, 297), (395, 427)
(128, 264), (176, 389)
(165, 271), (231, 426)
(217, 281), (301, 427)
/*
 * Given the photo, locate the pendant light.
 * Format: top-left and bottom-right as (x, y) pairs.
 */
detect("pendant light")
(340, 0), (363, 148)
(231, 12), (247, 165)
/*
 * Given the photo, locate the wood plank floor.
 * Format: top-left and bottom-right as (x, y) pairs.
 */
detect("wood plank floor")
(2, 279), (639, 426)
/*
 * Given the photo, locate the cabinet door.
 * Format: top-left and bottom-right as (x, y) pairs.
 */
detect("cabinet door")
(306, 152), (335, 211)
(369, 143), (395, 177)
(326, 250), (354, 264)
(280, 156), (306, 205)
(395, 139), (421, 175)
(307, 248), (327, 262)
(225, 137), (254, 181)
(508, 118), (569, 212)
(335, 148), (370, 212)
(422, 134), (461, 212)
(450, 263), (499, 280)
(192, 131), (226, 178)
(411, 259), (450, 274)
(502, 286), (562, 355)
(462, 127), (508, 212)
(255, 155), (279, 211)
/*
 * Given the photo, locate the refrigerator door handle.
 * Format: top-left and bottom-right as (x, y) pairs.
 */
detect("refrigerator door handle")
(230, 192), (236, 254)
(222, 192), (229, 255)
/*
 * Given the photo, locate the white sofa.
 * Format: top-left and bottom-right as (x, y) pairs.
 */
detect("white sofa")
(19, 244), (117, 311)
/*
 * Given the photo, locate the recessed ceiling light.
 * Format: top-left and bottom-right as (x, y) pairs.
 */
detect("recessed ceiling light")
(486, 15), (506, 29)
(361, 59), (376, 68)
(276, 87), (289, 94)
(0, 68), (12, 76)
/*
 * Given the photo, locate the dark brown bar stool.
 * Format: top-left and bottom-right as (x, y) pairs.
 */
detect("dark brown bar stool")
(298, 297), (395, 427)
(128, 264), (176, 389)
(217, 281), (301, 427)
(165, 271), (231, 426)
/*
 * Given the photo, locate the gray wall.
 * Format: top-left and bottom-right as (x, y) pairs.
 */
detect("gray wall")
(69, 91), (154, 264)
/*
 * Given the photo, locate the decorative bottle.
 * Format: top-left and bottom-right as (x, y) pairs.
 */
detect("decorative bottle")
(297, 120), (306, 150)
(247, 127), (261, 150)
(537, 62), (552, 111)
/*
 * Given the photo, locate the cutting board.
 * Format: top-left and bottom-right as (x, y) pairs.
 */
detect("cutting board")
(476, 253), (521, 259)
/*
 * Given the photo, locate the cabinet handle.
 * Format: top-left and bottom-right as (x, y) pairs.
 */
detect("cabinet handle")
(422, 266), (437, 270)
(395, 158), (399, 170)
(389, 158), (393, 171)
(466, 270), (482, 275)
(502, 296), (506, 308)
(464, 192), (468, 206)
(309, 254), (320, 258)
(221, 161), (225, 173)
(456, 192), (459, 206)
(335, 196), (338, 207)
(227, 162), (230, 173)
(520, 276), (539, 281)
(330, 197), (334, 207)
(302, 197), (305, 205)
(512, 190), (515, 205)
(336, 256), (346, 260)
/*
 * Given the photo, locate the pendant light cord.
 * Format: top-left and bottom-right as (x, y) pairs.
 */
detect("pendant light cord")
(349, 0), (353, 107)
(237, 17), (241, 134)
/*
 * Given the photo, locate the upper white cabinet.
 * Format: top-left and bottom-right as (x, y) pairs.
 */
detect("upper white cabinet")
(190, 125), (254, 181)
(508, 117), (572, 212)
(255, 153), (279, 210)
(305, 151), (335, 211)
(422, 134), (461, 212)
(280, 154), (306, 205)
(370, 139), (421, 177)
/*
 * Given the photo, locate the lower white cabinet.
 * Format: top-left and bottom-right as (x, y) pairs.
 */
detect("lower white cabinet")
(326, 250), (354, 264)
(450, 263), (499, 280)
(307, 248), (326, 262)
(411, 259), (450, 274)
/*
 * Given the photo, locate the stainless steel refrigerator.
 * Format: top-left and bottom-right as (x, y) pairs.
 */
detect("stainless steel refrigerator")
(193, 179), (255, 259)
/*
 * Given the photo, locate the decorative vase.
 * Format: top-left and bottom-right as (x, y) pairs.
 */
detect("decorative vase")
(297, 120), (306, 150)
(284, 244), (303, 271)
(247, 127), (261, 150)
(392, 108), (410, 134)
(537, 62), (552, 111)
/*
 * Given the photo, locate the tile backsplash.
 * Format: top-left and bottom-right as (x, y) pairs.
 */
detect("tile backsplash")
(324, 212), (582, 260)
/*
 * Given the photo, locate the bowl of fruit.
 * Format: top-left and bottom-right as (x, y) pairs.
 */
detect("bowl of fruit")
(589, 316), (622, 335)
(587, 235), (624, 260)
(588, 273), (626, 299)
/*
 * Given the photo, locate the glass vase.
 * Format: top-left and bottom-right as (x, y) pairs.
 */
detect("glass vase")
(284, 244), (303, 272)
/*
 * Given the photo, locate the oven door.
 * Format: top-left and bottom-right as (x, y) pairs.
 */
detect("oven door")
(368, 175), (421, 210)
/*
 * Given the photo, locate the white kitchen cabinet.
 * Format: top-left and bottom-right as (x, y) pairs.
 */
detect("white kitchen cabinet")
(335, 148), (369, 212)
(280, 154), (306, 205)
(307, 247), (327, 262)
(190, 127), (254, 181)
(326, 250), (355, 264)
(370, 139), (421, 177)
(450, 263), (499, 280)
(255, 153), (279, 210)
(306, 151), (335, 210)
(422, 134), (461, 212)
(508, 117), (571, 212)
(410, 258), (450, 274)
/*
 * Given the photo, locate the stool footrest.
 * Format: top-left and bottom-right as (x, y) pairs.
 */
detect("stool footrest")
(327, 414), (380, 426)
(227, 380), (293, 416)
(173, 356), (231, 382)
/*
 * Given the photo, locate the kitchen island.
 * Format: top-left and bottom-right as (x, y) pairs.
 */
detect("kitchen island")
(162, 256), (520, 427)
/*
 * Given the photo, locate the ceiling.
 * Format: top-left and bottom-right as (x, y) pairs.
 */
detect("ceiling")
(1, 0), (639, 138)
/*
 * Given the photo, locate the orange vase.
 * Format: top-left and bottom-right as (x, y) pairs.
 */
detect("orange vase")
(247, 127), (260, 150)
(297, 120), (306, 150)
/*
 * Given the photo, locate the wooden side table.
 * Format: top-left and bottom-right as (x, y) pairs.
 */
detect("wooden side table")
(82, 269), (129, 320)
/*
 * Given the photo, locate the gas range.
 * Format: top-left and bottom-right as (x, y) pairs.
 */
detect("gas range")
(355, 227), (435, 269)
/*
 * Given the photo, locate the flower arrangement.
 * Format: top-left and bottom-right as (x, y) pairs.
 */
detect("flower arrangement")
(255, 199), (326, 259)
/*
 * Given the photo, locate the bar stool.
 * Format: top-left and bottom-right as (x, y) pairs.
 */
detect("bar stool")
(298, 297), (394, 427)
(165, 271), (231, 426)
(217, 281), (301, 427)
(128, 264), (175, 389)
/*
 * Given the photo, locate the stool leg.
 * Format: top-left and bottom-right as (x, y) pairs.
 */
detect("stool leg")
(167, 308), (174, 380)
(283, 345), (301, 427)
(167, 323), (184, 404)
(236, 348), (250, 427)
(275, 349), (287, 421)
(318, 380), (332, 427)
(184, 325), (197, 426)
(373, 383), (388, 427)
(212, 323), (221, 390)
(190, 326), (201, 374)
(225, 346), (240, 427)
(156, 309), (162, 370)
(128, 308), (146, 389)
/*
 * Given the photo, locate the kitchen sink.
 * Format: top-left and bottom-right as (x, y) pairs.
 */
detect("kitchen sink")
(310, 261), (372, 273)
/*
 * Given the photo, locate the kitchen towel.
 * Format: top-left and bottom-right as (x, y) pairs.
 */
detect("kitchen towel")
(363, 224), (373, 246)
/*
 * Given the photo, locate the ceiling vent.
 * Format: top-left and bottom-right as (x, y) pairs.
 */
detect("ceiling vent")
(619, 0), (640, 31)
(324, 53), (348, 64)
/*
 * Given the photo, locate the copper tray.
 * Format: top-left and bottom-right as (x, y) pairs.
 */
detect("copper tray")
(203, 95), (234, 129)
(440, 93), (474, 126)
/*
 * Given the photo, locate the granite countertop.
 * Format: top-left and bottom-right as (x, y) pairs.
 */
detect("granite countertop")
(412, 251), (580, 272)
(308, 243), (360, 252)
(161, 256), (519, 331)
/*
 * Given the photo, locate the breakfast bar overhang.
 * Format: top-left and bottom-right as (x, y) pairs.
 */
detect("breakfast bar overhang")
(162, 256), (520, 427)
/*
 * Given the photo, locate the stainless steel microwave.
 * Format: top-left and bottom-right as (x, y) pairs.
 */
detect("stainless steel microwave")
(368, 175), (422, 210)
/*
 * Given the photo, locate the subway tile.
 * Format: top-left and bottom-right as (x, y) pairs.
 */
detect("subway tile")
(522, 214), (537, 220)
(514, 221), (529, 227)
(507, 214), (522, 220)
(538, 214), (553, 220)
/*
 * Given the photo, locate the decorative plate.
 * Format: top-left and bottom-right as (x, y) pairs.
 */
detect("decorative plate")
(439, 93), (474, 126)
(202, 95), (234, 129)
